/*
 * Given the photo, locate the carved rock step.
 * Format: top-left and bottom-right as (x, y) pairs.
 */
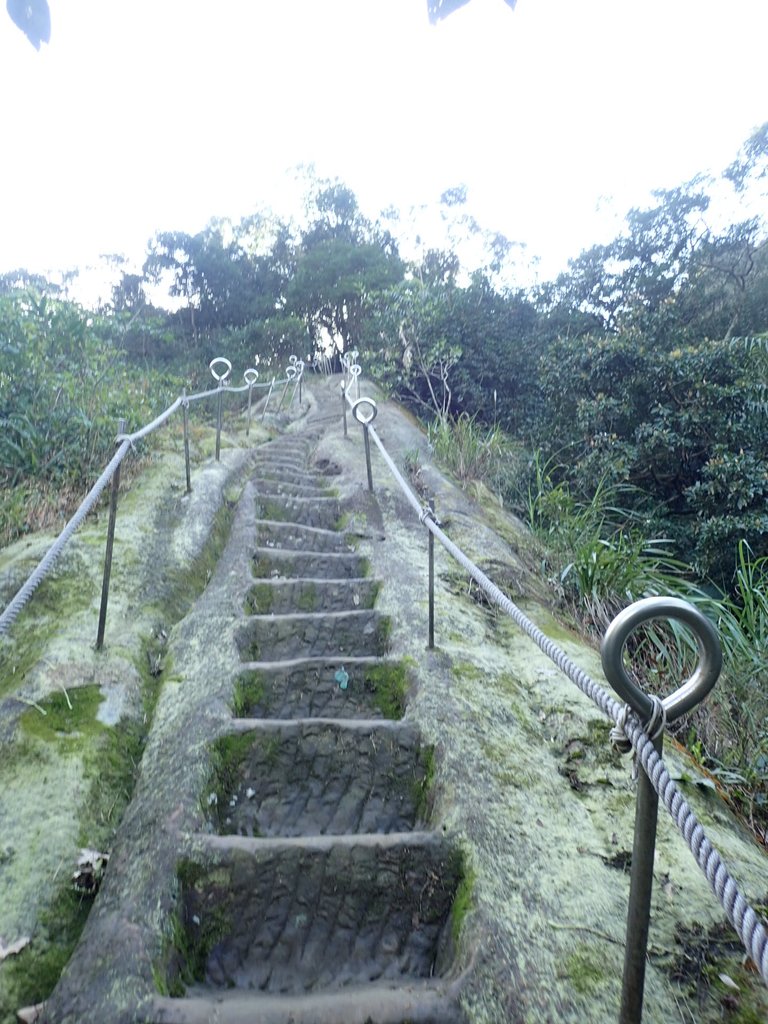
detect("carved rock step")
(236, 610), (391, 661)
(254, 494), (342, 530)
(168, 834), (460, 997)
(255, 520), (354, 553)
(149, 980), (463, 1024)
(206, 720), (430, 837)
(252, 547), (368, 581)
(251, 477), (333, 498)
(245, 578), (379, 615)
(233, 658), (408, 720)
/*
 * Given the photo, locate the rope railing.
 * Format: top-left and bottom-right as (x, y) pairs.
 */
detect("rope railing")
(0, 356), (303, 642)
(342, 359), (768, 1021)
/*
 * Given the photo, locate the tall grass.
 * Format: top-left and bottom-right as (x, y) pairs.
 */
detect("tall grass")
(427, 413), (508, 486)
(427, 421), (768, 838)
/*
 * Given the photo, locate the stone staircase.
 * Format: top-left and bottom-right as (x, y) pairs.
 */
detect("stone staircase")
(144, 429), (467, 1023)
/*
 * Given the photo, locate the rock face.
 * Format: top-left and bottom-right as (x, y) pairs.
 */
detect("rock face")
(0, 375), (766, 1024)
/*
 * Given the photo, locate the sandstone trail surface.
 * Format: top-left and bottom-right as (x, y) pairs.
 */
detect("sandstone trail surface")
(39, 381), (467, 1024)
(17, 375), (768, 1024)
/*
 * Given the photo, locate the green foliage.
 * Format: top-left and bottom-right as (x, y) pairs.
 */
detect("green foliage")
(533, 333), (768, 583)
(0, 289), (179, 545)
(427, 413), (508, 484)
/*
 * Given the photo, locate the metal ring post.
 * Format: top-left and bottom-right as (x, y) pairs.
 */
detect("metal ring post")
(601, 597), (722, 1024)
(350, 361), (361, 400)
(427, 498), (435, 649)
(96, 418), (126, 651)
(351, 397), (378, 492)
(209, 357), (232, 462)
(277, 363), (296, 413)
(182, 390), (191, 493)
(244, 368), (258, 437)
(262, 376), (275, 421)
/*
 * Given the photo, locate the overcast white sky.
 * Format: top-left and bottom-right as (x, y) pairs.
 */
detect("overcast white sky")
(1, 0), (767, 300)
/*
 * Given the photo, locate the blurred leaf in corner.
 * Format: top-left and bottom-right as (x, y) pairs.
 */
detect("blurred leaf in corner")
(7, 0), (50, 49)
(428, 0), (517, 24)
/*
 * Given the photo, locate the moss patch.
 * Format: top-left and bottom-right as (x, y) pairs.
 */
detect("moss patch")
(565, 945), (607, 995)
(295, 582), (318, 613)
(231, 672), (267, 718)
(155, 502), (236, 623)
(163, 860), (236, 992)
(450, 849), (476, 946)
(20, 685), (104, 746)
(244, 582), (274, 615)
(413, 744), (436, 821)
(365, 661), (409, 720)
(0, 884), (92, 1016)
(204, 732), (256, 826)
(0, 554), (95, 700)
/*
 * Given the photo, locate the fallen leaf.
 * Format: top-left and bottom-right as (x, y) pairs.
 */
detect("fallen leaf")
(718, 973), (739, 992)
(0, 936), (30, 961)
(16, 1003), (45, 1023)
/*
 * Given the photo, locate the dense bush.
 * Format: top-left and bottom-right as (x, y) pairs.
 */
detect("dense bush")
(0, 291), (179, 542)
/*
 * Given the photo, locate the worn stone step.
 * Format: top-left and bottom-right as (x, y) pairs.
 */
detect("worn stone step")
(252, 477), (332, 498)
(206, 720), (431, 837)
(245, 578), (379, 615)
(232, 658), (409, 720)
(253, 547), (368, 581)
(236, 610), (391, 661)
(150, 980), (463, 1024)
(254, 494), (341, 530)
(255, 520), (354, 553)
(236, 609), (390, 661)
(167, 833), (461, 997)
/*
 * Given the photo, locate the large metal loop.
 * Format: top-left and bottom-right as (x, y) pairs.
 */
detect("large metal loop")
(351, 396), (377, 425)
(209, 357), (232, 384)
(601, 596), (722, 724)
(243, 368), (259, 385)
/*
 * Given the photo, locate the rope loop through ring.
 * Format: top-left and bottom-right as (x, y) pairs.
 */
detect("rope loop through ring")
(209, 356), (232, 385)
(601, 596), (721, 725)
(351, 397), (377, 425)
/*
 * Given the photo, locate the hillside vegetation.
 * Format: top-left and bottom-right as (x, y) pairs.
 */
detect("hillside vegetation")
(2, 124), (767, 839)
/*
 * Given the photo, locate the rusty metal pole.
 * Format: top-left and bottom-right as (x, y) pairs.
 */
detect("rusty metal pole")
(363, 424), (373, 491)
(601, 597), (722, 1024)
(182, 391), (191, 493)
(619, 734), (662, 1024)
(96, 418), (126, 651)
(262, 376), (275, 422)
(215, 386), (223, 461)
(428, 500), (435, 650)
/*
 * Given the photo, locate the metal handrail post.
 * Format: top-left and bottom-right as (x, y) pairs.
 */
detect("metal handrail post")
(262, 376), (275, 421)
(620, 733), (662, 1023)
(428, 498), (435, 649)
(363, 424), (373, 491)
(209, 357), (232, 462)
(601, 598), (722, 1024)
(182, 390), (191, 493)
(350, 397), (377, 492)
(243, 369), (259, 438)
(215, 386), (223, 461)
(341, 382), (348, 437)
(96, 418), (126, 650)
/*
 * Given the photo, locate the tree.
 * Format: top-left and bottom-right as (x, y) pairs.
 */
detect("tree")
(286, 180), (404, 358)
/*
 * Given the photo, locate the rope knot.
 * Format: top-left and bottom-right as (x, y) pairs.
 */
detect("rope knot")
(419, 505), (435, 525)
(610, 695), (667, 780)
